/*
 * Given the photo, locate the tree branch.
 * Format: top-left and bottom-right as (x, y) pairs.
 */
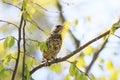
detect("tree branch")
(30, 30), (110, 75)
(22, 19), (26, 78)
(11, 3), (24, 80)
(0, 20), (19, 28)
(85, 38), (108, 74)
(1, 1), (21, 10)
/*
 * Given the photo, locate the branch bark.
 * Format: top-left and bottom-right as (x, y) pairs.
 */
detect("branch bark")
(0, 20), (19, 28)
(11, 2), (24, 80)
(11, 15), (23, 80)
(22, 19), (26, 78)
(30, 30), (110, 75)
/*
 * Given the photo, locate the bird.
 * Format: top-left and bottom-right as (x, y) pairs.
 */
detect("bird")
(41, 25), (64, 65)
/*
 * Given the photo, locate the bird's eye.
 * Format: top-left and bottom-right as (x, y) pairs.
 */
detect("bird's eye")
(56, 25), (60, 28)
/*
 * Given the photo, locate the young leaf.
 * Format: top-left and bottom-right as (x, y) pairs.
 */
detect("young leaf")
(84, 45), (94, 55)
(50, 63), (61, 73)
(40, 42), (48, 51)
(8, 36), (15, 48)
(3, 54), (12, 65)
(76, 57), (85, 68)
(69, 64), (76, 76)
(64, 75), (70, 80)
(105, 60), (113, 71)
(3, 36), (15, 49)
(24, 65), (31, 80)
(3, 37), (8, 49)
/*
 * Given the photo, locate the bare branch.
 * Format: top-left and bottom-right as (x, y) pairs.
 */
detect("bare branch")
(30, 30), (110, 75)
(85, 38), (108, 74)
(22, 19), (27, 78)
(26, 19), (48, 35)
(0, 20), (19, 28)
(114, 34), (120, 39)
(11, 2), (24, 79)
(0, 38), (6, 41)
(1, 1), (21, 10)
(32, 1), (63, 13)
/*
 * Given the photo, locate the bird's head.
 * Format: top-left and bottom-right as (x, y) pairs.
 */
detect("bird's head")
(51, 25), (64, 34)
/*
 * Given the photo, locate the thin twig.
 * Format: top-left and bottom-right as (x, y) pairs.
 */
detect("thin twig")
(0, 20), (19, 28)
(114, 34), (120, 39)
(1, 1), (21, 10)
(30, 30), (110, 75)
(11, 4), (24, 80)
(25, 38), (42, 44)
(85, 38), (108, 74)
(32, 1), (62, 13)
(26, 19), (48, 35)
(0, 38), (6, 41)
(22, 19), (27, 78)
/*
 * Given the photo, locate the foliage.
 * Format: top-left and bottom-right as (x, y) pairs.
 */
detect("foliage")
(0, 0), (120, 80)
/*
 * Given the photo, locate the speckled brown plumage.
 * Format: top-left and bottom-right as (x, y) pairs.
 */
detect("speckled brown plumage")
(42, 25), (63, 61)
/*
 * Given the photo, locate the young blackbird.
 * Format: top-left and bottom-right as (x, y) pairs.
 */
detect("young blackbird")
(41, 25), (64, 65)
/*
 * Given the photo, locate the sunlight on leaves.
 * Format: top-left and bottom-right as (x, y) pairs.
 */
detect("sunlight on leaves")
(62, 21), (70, 39)
(75, 73), (87, 80)
(50, 63), (61, 73)
(76, 57), (85, 68)
(40, 42), (48, 51)
(90, 74), (96, 80)
(105, 60), (113, 71)
(84, 45), (94, 55)
(23, 65), (32, 80)
(3, 54), (12, 65)
(3, 36), (15, 49)
(110, 69), (120, 80)
(86, 16), (91, 22)
(110, 22), (120, 35)
(0, 69), (10, 80)
(98, 76), (106, 80)
(63, 74), (70, 80)
(69, 63), (78, 76)
(68, 57), (75, 62)
(35, 42), (39, 50)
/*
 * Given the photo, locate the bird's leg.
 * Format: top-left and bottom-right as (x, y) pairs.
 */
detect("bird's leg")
(42, 59), (50, 66)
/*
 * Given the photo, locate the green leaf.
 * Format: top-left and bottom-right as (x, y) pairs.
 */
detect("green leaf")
(3, 37), (8, 49)
(110, 22), (120, 34)
(8, 36), (15, 48)
(50, 63), (61, 73)
(90, 74), (96, 80)
(75, 73), (81, 80)
(3, 54), (12, 65)
(69, 63), (76, 76)
(77, 73), (87, 80)
(0, 69), (10, 80)
(0, 63), (4, 71)
(84, 45), (94, 55)
(110, 69), (120, 80)
(35, 42), (39, 50)
(64, 75), (70, 80)
(3, 36), (15, 49)
(22, 1), (27, 9)
(40, 42), (48, 51)
(23, 65), (31, 80)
